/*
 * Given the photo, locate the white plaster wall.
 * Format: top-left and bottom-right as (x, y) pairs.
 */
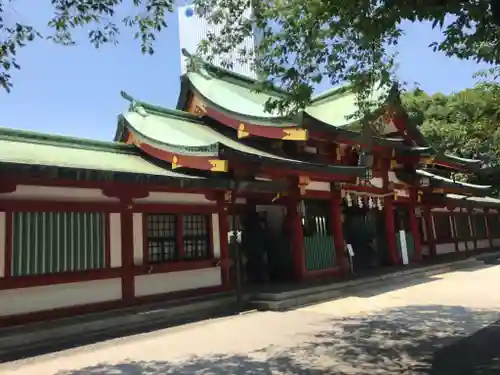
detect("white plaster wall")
(422, 245), (429, 256)
(435, 243), (456, 255)
(134, 192), (214, 205)
(0, 278), (122, 317)
(133, 213), (144, 265)
(109, 213), (122, 268)
(458, 241), (475, 251)
(458, 242), (466, 252)
(134, 268), (221, 297)
(0, 212), (5, 278)
(477, 239), (490, 249)
(212, 214), (221, 258)
(2, 185), (118, 202)
(307, 181), (330, 192)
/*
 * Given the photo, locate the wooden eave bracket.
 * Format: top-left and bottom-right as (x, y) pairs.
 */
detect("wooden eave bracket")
(282, 128), (308, 141)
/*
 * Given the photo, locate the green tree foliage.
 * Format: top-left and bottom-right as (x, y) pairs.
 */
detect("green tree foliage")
(1, 0), (499, 114)
(402, 83), (500, 169)
(195, 0), (500, 113)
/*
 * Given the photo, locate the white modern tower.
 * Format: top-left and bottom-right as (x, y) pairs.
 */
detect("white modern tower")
(177, 3), (260, 79)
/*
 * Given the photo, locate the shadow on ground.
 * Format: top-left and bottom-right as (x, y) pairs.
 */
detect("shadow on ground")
(54, 305), (500, 375)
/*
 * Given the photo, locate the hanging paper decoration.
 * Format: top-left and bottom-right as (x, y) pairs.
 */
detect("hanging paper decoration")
(368, 196), (374, 209)
(377, 197), (384, 211)
(346, 193), (352, 207)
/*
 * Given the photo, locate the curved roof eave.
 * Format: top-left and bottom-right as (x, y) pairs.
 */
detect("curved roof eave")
(186, 79), (299, 128)
(446, 194), (500, 208)
(304, 83), (398, 129)
(416, 169), (491, 191)
(434, 153), (482, 168)
(122, 115), (220, 157)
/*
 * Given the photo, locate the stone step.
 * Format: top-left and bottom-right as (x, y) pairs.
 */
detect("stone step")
(249, 258), (482, 311)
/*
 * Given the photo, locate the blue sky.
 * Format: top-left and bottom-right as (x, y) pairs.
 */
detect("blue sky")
(0, 3), (489, 141)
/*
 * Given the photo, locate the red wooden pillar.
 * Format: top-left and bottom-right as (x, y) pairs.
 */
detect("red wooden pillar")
(409, 191), (422, 262)
(286, 182), (305, 281)
(216, 192), (231, 287)
(120, 202), (135, 303)
(384, 196), (399, 265)
(330, 191), (347, 274)
(424, 207), (436, 257)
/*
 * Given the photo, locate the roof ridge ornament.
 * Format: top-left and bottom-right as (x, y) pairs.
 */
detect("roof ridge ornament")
(120, 90), (138, 111)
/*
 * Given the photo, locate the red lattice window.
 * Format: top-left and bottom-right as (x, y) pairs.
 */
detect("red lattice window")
(146, 213), (211, 263)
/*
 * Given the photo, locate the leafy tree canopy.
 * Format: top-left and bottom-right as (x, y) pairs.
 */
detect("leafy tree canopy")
(402, 82), (500, 170)
(1, 0), (499, 114)
(195, 0), (500, 113)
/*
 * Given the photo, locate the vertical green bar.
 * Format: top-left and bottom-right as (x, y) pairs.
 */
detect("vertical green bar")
(77, 212), (82, 270)
(92, 213), (100, 268)
(21, 212), (29, 276)
(88, 212), (94, 269)
(35, 212), (44, 275)
(11, 213), (17, 276)
(98, 213), (105, 268)
(80, 212), (87, 270)
(43, 212), (50, 275)
(61, 212), (68, 272)
(11, 213), (20, 276)
(68, 212), (75, 271)
(52, 212), (60, 273)
(28, 212), (34, 275)
(19, 212), (26, 276)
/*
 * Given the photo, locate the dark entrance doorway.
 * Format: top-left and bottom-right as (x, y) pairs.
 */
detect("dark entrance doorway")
(343, 204), (388, 273)
(228, 204), (293, 285)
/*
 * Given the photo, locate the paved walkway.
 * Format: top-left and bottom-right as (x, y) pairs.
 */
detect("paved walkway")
(2, 263), (500, 375)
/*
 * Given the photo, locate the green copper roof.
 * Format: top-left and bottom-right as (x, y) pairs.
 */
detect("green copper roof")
(435, 153), (482, 168)
(304, 83), (393, 128)
(183, 72), (295, 127)
(121, 92), (290, 156)
(121, 109), (219, 156)
(120, 91), (367, 176)
(0, 126), (289, 192)
(179, 55), (480, 170)
(179, 53), (393, 129)
(417, 169), (491, 192)
(0, 127), (200, 178)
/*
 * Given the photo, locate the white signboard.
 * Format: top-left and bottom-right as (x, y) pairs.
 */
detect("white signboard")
(347, 244), (355, 257)
(399, 230), (409, 265)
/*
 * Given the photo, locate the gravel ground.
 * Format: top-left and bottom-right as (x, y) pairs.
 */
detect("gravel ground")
(1, 263), (500, 375)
